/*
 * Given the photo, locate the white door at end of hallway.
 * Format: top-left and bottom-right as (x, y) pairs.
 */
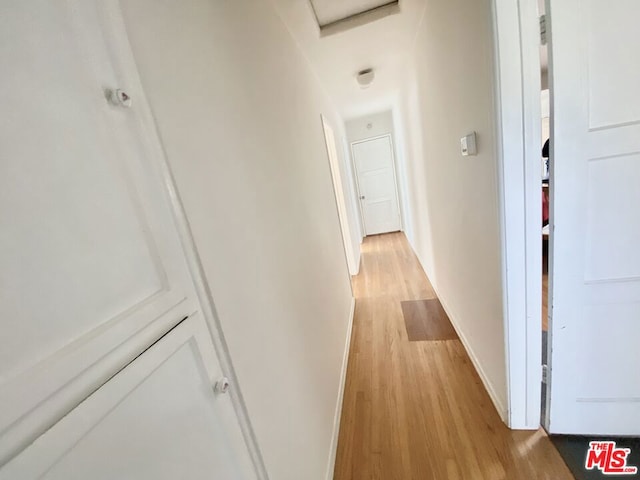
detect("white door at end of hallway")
(351, 135), (402, 236)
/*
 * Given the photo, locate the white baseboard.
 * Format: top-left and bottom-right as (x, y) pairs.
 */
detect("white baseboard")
(325, 296), (356, 480)
(405, 237), (508, 423)
(434, 287), (508, 423)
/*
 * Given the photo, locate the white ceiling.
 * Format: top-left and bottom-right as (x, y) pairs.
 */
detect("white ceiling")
(310, 0), (397, 27)
(271, 0), (547, 119)
(270, 0), (427, 119)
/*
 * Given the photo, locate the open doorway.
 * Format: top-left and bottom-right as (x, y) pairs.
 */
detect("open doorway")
(497, 1), (640, 474)
(539, 0), (550, 422)
(321, 115), (360, 276)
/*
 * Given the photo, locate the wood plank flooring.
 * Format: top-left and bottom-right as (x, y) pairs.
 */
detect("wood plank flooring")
(333, 232), (572, 480)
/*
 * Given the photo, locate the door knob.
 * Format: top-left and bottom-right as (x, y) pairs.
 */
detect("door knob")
(360, 195), (365, 200)
(214, 377), (231, 395)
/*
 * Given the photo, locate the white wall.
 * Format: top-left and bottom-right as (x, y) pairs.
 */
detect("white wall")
(345, 110), (395, 142)
(399, 0), (508, 419)
(120, 0), (354, 478)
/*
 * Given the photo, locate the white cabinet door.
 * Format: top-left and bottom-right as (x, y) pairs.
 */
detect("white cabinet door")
(352, 136), (402, 236)
(0, 0), (207, 461)
(0, 315), (257, 480)
(546, 0), (640, 434)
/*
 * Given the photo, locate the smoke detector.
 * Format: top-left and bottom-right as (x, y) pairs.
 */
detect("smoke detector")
(356, 68), (375, 89)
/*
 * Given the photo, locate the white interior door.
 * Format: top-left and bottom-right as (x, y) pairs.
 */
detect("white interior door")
(546, 0), (640, 434)
(0, 315), (256, 480)
(351, 135), (401, 236)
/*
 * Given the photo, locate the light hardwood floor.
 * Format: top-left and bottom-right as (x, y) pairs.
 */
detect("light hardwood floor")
(333, 232), (572, 480)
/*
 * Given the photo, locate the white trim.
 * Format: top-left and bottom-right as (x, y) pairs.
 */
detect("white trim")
(316, 2), (401, 37)
(349, 142), (367, 235)
(387, 134), (405, 232)
(340, 137), (365, 247)
(325, 297), (356, 480)
(321, 115), (359, 276)
(491, 0), (542, 429)
(390, 106), (413, 239)
(349, 134), (404, 236)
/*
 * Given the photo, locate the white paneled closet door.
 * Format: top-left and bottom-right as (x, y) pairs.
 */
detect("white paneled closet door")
(0, 315), (256, 480)
(0, 1), (258, 477)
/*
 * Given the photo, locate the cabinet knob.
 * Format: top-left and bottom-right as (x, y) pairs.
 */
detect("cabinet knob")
(108, 89), (132, 108)
(214, 377), (231, 395)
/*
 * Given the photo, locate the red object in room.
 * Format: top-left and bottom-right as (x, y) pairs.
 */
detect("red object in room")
(542, 190), (549, 225)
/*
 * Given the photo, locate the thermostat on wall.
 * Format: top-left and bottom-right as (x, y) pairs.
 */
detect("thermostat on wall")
(460, 132), (477, 156)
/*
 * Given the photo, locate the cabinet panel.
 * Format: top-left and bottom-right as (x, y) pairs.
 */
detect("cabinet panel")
(0, 1), (196, 456)
(0, 315), (256, 480)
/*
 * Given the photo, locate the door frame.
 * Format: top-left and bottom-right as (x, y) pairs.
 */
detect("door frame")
(349, 133), (403, 236)
(491, 0), (544, 429)
(321, 115), (359, 276)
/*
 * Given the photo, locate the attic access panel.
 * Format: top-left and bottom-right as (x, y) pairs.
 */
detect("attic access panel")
(309, 0), (400, 33)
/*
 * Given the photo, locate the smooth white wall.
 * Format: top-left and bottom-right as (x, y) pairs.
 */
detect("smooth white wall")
(399, 0), (508, 419)
(120, 0), (354, 478)
(345, 110), (395, 142)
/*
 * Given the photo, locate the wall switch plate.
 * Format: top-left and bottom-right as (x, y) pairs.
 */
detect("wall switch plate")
(461, 132), (477, 156)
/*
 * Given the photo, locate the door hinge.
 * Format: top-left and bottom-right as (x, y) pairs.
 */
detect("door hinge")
(542, 364), (549, 384)
(540, 15), (548, 46)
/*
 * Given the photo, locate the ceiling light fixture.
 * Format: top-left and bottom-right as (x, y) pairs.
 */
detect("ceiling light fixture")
(356, 68), (375, 89)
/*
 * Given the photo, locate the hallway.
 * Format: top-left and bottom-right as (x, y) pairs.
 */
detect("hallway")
(333, 233), (572, 480)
